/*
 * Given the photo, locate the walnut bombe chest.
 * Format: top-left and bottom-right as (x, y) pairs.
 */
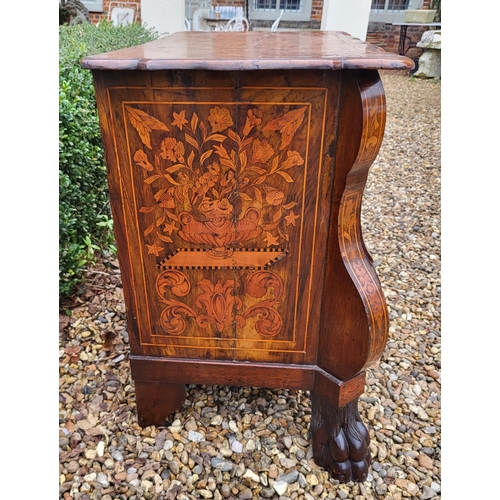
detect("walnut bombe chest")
(81, 31), (412, 483)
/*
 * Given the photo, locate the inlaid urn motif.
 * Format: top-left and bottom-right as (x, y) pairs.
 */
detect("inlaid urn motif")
(178, 199), (262, 259)
(127, 104), (307, 260)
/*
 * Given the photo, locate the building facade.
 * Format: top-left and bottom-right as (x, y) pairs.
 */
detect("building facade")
(82, 0), (437, 58)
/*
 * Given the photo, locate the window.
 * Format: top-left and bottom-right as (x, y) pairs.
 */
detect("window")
(371, 0), (411, 12)
(249, 0), (312, 22)
(81, 0), (103, 13)
(369, 0), (423, 23)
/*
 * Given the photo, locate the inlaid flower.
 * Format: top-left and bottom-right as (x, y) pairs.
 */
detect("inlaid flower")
(160, 137), (185, 163)
(146, 242), (164, 256)
(155, 187), (175, 208)
(262, 185), (285, 206)
(243, 108), (263, 136)
(281, 150), (304, 170)
(174, 141), (185, 159)
(284, 210), (300, 226)
(264, 232), (279, 247)
(171, 110), (188, 130)
(195, 279), (243, 333)
(251, 139), (275, 164)
(219, 170), (237, 197)
(192, 163), (220, 202)
(163, 220), (179, 235)
(208, 106), (233, 133)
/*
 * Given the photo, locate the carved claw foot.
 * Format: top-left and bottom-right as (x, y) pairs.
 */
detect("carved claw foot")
(311, 393), (371, 483)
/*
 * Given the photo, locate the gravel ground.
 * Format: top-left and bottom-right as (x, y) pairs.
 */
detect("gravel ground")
(58, 70), (441, 500)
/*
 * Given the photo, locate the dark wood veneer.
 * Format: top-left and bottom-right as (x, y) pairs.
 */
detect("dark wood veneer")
(82, 31), (412, 482)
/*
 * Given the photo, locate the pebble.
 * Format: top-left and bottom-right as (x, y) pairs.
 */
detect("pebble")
(84, 472), (96, 482)
(431, 481), (441, 493)
(163, 439), (174, 451)
(67, 461), (79, 473)
(306, 473), (319, 486)
(235, 462), (245, 477)
(420, 485), (436, 499)
(273, 480), (289, 495)
(242, 469), (260, 482)
(96, 472), (110, 488)
(96, 440), (105, 457)
(238, 488), (253, 499)
(407, 482), (419, 496)
(214, 484), (228, 499)
(198, 489), (213, 499)
(188, 430), (205, 442)
(277, 470), (299, 484)
(279, 457), (297, 468)
(231, 440), (243, 453)
(111, 450), (124, 461)
(185, 419), (198, 431)
(418, 454), (434, 470)
(104, 458), (114, 469)
(168, 461), (180, 474)
(245, 438), (256, 451)
(260, 487), (275, 498)
(211, 415), (223, 425)
(211, 458), (234, 472)
(59, 72), (441, 500)
(313, 484), (324, 495)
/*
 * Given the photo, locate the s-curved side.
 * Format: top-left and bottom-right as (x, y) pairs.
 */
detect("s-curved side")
(318, 69), (389, 381)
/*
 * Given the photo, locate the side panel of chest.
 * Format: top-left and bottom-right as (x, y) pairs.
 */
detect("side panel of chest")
(95, 70), (339, 364)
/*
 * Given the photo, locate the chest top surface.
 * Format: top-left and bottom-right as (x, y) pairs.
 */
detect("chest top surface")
(80, 30), (413, 72)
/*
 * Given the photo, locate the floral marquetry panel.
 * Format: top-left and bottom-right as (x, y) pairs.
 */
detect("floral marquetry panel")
(103, 74), (338, 362)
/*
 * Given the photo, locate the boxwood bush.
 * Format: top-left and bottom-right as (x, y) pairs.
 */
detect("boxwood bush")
(59, 21), (158, 297)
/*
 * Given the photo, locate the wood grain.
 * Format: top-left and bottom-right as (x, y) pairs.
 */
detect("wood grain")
(81, 31), (414, 72)
(317, 69), (389, 380)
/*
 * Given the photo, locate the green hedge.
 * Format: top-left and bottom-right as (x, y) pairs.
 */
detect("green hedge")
(59, 21), (158, 297)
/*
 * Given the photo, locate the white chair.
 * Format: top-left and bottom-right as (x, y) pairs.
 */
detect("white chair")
(271, 9), (284, 32)
(185, 17), (191, 31)
(225, 8), (249, 32)
(192, 7), (211, 31)
(225, 15), (249, 32)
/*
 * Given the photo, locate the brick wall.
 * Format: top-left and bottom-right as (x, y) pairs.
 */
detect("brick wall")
(367, 23), (432, 59)
(311, 0), (323, 21)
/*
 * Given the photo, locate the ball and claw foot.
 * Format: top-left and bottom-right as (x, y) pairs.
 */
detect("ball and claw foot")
(311, 394), (371, 483)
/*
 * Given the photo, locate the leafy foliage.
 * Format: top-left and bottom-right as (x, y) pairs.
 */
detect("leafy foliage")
(59, 21), (158, 297)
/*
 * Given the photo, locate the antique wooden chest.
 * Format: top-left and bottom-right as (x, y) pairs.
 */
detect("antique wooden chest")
(81, 31), (412, 482)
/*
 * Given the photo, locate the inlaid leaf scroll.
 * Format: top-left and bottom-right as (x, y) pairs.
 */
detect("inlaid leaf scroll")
(263, 106), (308, 150)
(126, 106), (169, 149)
